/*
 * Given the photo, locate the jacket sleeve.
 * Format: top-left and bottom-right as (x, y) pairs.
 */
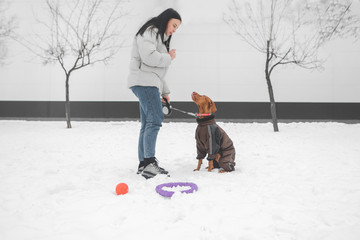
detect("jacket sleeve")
(137, 29), (172, 68)
(161, 80), (170, 96)
(207, 125), (222, 160)
(196, 144), (207, 160)
(195, 130), (207, 160)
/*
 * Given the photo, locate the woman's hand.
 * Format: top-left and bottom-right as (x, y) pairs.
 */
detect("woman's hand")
(162, 95), (170, 103)
(169, 49), (176, 60)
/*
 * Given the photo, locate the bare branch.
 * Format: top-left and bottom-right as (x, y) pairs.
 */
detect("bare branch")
(0, 0), (17, 64)
(20, 0), (128, 74)
(224, 0), (360, 71)
(269, 48), (291, 76)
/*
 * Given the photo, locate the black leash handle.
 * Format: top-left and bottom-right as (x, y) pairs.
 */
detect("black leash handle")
(162, 97), (172, 116)
(162, 97), (171, 109)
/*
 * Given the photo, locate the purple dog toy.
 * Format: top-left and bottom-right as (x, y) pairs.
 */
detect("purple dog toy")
(155, 182), (198, 198)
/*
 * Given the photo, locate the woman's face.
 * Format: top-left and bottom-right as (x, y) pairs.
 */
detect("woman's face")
(166, 18), (181, 36)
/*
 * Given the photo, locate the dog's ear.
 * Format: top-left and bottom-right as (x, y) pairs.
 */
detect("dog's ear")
(209, 99), (217, 113)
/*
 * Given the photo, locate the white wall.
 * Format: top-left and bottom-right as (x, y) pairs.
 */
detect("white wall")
(0, 0), (360, 103)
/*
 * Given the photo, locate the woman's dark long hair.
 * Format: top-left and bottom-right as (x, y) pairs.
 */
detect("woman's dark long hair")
(136, 8), (181, 51)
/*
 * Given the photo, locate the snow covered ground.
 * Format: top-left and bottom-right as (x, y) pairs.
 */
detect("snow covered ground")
(0, 120), (360, 240)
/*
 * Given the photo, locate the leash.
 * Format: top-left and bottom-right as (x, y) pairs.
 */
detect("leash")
(162, 98), (213, 118)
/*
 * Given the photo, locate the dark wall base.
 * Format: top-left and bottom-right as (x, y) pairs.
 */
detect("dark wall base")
(1, 101), (359, 120)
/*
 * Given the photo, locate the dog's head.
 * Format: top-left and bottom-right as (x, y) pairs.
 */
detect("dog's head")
(191, 92), (217, 114)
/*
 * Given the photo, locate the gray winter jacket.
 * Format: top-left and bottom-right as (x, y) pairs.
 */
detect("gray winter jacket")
(127, 27), (172, 96)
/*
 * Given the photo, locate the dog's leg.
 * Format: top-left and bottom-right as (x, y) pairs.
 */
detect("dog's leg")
(215, 154), (225, 172)
(215, 153), (221, 163)
(193, 159), (203, 171)
(208, 160), (214, 172)
(207, 154), (221, 172)
(217, 153), (235, 173)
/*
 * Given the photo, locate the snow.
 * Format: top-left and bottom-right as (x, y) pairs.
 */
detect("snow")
(1, 120), (360, 240)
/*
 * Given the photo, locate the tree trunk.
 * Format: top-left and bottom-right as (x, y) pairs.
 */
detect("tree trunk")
(265, 41), (279, 132)
(265, 73), (279, 132)
(65, 74), (72, 129)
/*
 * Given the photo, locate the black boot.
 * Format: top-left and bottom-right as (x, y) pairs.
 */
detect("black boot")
(137, 161), (146, 174)
(141, 157), (169, 179)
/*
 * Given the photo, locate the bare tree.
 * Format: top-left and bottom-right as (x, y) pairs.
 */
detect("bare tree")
(0, 0), (16, 65)
(21, 0), (127, 128)
(224, 0), (360, 132)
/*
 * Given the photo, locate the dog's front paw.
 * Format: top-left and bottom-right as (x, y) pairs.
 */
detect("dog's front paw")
(208, 160), (214, 172)
(194, 159), (202, 172)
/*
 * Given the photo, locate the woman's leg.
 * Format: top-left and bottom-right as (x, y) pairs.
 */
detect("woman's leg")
(131, 86), (164, 159)
(138, 102), (146, 161)
(142, 88), (164, 158)
(131, 86), (167, 178)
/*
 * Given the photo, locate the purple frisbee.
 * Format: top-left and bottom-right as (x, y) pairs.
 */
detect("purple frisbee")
(155, 182), (198, 198)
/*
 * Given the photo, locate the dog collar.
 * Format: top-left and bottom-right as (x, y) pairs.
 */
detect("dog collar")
(196, 114), (215, 123)
(195, 113), (213, 117)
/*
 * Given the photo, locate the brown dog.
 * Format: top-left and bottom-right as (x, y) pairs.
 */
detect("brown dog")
(192, 92), (236, 172)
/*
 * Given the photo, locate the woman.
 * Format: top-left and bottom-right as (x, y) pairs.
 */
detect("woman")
(127, 8), (181, 179)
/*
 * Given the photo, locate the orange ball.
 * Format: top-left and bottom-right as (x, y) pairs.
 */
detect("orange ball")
(115, 183), (129, 195)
